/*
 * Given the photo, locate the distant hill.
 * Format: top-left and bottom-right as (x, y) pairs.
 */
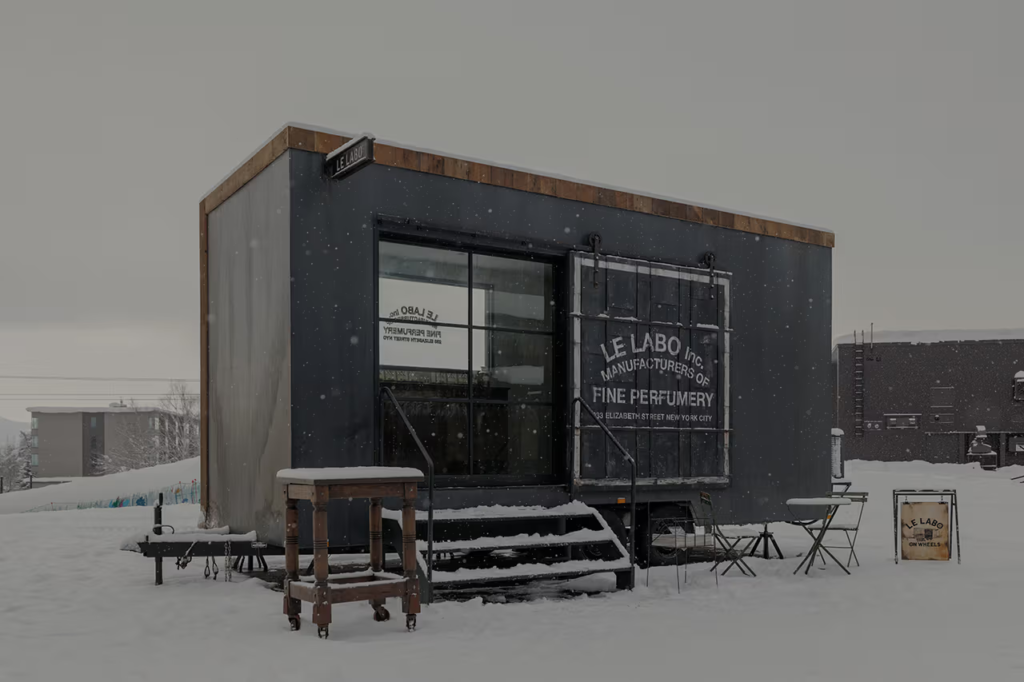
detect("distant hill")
(0, 417), (30, 445)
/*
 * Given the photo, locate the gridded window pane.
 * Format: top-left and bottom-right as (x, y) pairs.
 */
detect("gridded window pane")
(380, 368), (468, 399)
(473, 331), (553, 402)
(379, 242), (470, 325)
(474, 404), (552, 476)
(472, 254), (554, 331)
(379, 242), (468, 286)
(382, 401), (469, 475)
(380, 321), (473, 372)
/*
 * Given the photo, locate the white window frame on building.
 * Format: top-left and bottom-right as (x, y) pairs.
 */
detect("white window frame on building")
(885, 413), (921, 430)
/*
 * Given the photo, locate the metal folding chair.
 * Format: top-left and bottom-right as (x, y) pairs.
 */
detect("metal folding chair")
(786, 497), (853, 575)
(646, 516), (715, 592)
(814, 491), (868, 567)
(699, 492), (759, 577)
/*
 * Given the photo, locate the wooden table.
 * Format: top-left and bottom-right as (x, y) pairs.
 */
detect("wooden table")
(277, 467), (425, 638)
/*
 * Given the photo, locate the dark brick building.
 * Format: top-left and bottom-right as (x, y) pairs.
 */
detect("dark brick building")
(833, 330), (1024, 467)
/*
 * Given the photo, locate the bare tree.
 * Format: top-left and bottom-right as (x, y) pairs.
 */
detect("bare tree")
(16, 431), (33, 489)
(100, 382), (200, 473)
(0, 440), (24, 492)
(158, 381), (200, 463)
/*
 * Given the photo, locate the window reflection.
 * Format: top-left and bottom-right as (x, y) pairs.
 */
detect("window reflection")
(379, 240), (555, 479)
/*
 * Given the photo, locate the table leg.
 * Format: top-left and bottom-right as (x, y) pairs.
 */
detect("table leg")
(401, 483), (420, 626)
(283, 494), (301, 627)
(311, 485), (331, 632)
(800, 506), (850, 575)
(369, 497), (387, 620)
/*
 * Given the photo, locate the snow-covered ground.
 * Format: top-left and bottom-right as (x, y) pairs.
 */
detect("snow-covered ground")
(0, 457), (199, 514)
(1, 460), (1022, 681)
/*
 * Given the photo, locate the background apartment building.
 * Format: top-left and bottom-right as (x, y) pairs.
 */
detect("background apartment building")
(28, 406), (196, 477)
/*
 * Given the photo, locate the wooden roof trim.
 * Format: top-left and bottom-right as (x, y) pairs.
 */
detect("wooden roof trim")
(201, 126), (834, 248)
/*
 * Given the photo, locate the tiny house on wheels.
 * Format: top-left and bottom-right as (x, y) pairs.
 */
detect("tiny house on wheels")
(200, 124), (834, 594)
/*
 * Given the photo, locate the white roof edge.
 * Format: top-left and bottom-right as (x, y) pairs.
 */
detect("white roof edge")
(201, 122), (363, 202)
(833, 328), (1024, 346)
(27, 406), (170, 415)
(204, 122), (834, 237)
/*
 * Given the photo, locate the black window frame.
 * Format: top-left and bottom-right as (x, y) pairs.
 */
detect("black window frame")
(374, 228), (566, 487)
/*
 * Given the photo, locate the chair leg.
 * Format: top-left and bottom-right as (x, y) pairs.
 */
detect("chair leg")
(845, 531), (860, 567)
(719, 538), (756, 577)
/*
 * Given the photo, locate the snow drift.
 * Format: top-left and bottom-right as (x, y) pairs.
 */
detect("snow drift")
(0, 457), (200, 514)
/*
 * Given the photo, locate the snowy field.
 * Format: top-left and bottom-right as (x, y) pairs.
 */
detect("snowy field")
(1, 461), (1022, 681)
(0, 458), (199, 514)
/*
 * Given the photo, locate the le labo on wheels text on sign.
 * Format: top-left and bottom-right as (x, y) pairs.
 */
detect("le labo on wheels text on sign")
(900, 502), (950, 561)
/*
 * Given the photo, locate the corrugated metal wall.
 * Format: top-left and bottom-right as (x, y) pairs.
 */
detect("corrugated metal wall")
(207, 153), (292, 544)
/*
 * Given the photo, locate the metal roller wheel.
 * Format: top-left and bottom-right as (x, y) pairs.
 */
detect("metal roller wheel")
(288, 616), (301, 631)
(646, 504), (695, 567)
(406, 614), (416, 631)
(317, 625), (329, 639)
(373, 606), (390, 622)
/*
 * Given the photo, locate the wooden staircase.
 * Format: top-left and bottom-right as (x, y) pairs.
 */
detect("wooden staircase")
(384, 502), (632, 601)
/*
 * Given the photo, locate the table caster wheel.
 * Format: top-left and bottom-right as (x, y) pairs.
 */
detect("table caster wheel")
(406, 614), (416, 631)
(317, 625), (329, 639)
(288, 616), (301, 631)
(374, 606), (390, 622)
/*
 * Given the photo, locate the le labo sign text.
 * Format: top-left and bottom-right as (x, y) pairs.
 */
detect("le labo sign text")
(325, 136), (374, 179)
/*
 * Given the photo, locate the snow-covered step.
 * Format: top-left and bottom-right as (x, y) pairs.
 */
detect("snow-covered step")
(418, 528), (615, 553)
(430, 559), (632, 587)
(416, 501), (597, 523)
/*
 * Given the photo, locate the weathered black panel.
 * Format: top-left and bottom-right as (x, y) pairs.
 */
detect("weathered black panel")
(288, 153), (832, 527)
(574, 256), (728, 483)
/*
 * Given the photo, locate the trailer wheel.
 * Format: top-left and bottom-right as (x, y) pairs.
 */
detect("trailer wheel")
(577, 508), (629, 561)
(645, 503), (694, 567)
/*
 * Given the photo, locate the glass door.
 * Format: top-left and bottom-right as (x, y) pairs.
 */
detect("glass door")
(377, 239), (558, 484)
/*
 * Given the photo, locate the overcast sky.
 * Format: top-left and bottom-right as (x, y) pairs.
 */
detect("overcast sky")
(1, 0), (1022, 421)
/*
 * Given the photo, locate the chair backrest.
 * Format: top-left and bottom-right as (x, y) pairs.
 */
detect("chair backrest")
(829, 491), (868, 528)
(697, 491), (718, 532)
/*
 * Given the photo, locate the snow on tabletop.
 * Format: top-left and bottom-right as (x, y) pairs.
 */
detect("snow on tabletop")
(834, 328), (1024, 346)
(276, 466), (425, 484)
(1016, 370), (1024, 379)
(787, 497), (852, 506)
(832, 428), (845, 436)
